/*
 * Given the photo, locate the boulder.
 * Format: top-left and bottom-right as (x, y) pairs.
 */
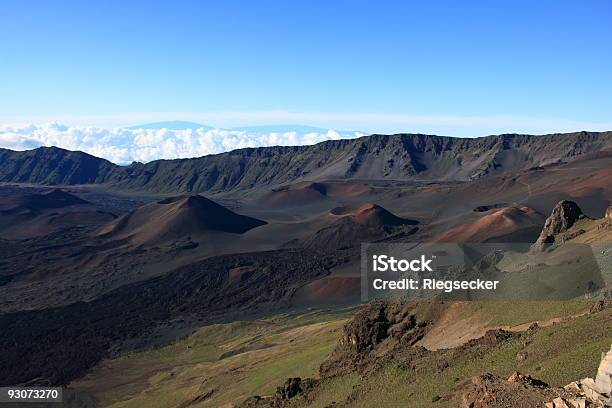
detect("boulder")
(551, 397), (570, 408)
(567, 398), (586, 408)
(507, 371), (549, 387)
(594, 345), (612, 395)
(275, 378), (303, 400)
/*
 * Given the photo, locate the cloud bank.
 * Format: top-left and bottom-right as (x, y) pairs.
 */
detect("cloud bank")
(0, 123), (363, 164)
(3, 111), (612, 137)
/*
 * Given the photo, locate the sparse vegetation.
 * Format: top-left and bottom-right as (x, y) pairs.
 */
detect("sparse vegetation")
(71, 302), (611, 408)
(288, 305), (610, 408)
(72, 309), (350, 408)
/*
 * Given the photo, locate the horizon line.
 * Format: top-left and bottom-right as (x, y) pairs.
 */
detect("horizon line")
(2, 110), (612, 136)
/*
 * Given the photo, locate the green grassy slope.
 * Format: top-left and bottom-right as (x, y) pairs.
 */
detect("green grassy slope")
(70, 301), (609, 408)
(70, 309), (352, 408)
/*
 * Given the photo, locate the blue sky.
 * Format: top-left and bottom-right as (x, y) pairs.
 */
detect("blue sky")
(1, 0), (611, 136)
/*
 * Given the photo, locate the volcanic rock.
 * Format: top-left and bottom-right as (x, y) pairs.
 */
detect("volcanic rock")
(2, 131), (610, 194)
(439, 206), (543, 243)
(594, 345), (612, 397)
(534, 200), (584, 250)
(462, 372), (569, 408)
(507, 371), (549, 388)
(319, 301), (431, 378)
(302, 203), (417, 250)
(275, 378), (319, 400)
(239, 378), (319, 408)
(97, 195), (266, 245)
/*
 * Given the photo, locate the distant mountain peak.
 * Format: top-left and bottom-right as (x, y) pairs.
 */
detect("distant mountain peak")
(231, 124), (331, 133)
(129, 121), (213, 130)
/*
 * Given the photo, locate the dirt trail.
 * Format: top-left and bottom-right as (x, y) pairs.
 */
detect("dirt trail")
(418, 302), (590, 351)
(499, 311), (589, 332)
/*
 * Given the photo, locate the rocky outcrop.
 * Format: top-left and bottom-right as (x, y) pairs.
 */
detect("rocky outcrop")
(462, 372), (562, 408)
(338, 301), (421, 352)
(534, 200), (584, 251)
(319, 301), (432, 378)
(597, 206), (612, 233)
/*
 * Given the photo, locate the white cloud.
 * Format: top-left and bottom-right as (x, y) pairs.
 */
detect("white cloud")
(0, 123), (364, 164)
(2, 111), (611, 137)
